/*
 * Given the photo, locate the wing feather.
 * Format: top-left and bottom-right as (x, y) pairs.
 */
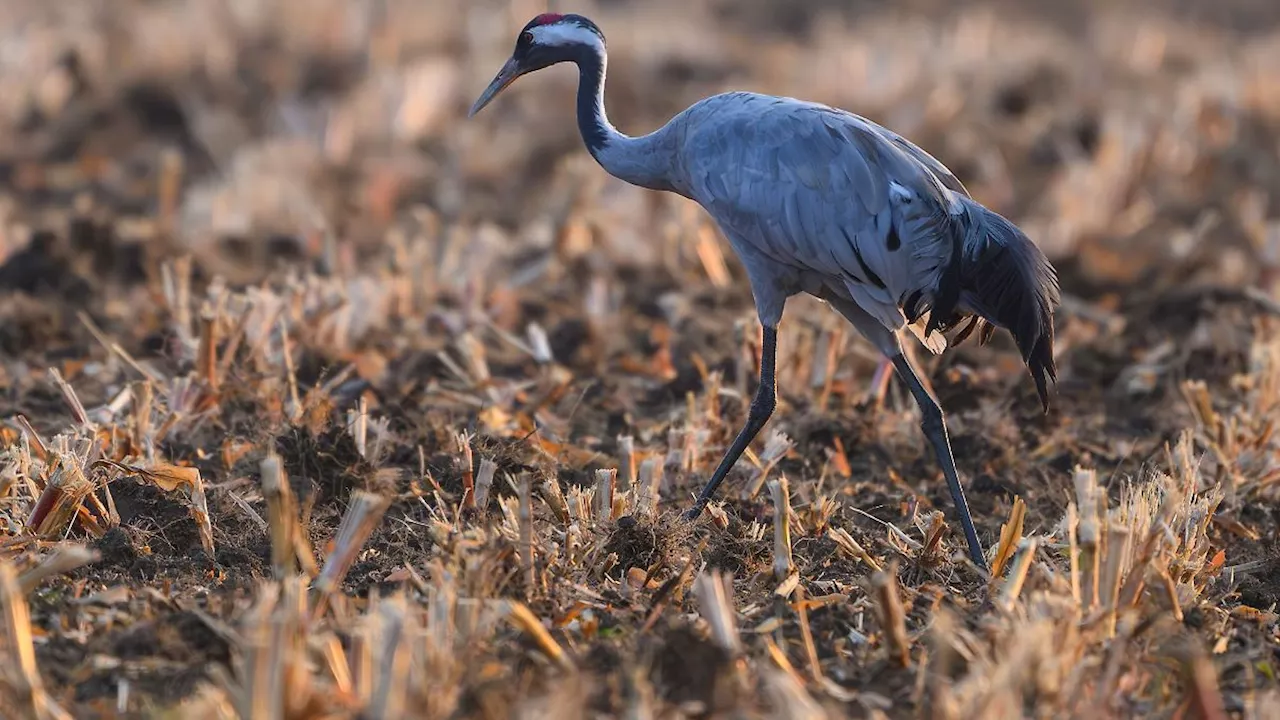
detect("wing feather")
(677, 92), (963, 332)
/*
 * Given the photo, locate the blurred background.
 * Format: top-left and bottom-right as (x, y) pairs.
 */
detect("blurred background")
(0, 2), (1278, 715)
(0, 0), (1276, 309)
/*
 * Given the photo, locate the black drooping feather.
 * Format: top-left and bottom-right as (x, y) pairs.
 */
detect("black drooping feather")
(947, 198), (1061, 411)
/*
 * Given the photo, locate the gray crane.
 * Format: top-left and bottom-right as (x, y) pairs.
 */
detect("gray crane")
(469, 12), (1060, 572)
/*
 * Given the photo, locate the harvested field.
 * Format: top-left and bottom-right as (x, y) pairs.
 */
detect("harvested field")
(0, 0), (1279, 717)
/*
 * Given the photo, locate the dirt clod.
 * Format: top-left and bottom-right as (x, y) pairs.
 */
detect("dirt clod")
(0, 0), (1277, 717)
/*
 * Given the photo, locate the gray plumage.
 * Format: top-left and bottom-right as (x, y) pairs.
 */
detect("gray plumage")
(660, 92), (1057, 400)
(470, 13), (1061, 572)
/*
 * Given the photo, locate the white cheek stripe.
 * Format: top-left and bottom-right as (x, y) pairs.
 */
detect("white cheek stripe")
(531, 23), (603, 49)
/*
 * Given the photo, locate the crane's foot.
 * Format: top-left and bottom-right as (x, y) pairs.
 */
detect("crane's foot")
(964, 534), (990, 574)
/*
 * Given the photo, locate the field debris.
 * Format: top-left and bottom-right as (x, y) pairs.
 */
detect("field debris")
(0, 563), (72, 720)
(0, 0), (1277, 717)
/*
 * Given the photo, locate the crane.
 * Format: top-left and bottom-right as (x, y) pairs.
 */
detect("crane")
(469, 12), (1060, 572)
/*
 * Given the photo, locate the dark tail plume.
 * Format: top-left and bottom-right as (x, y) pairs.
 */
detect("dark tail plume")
(951, 198), (1061, 411)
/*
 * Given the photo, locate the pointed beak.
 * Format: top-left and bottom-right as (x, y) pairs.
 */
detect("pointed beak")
(468, 57), (524, 118)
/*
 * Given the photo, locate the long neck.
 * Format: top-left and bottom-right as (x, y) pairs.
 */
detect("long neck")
(571, 44), (675, 192)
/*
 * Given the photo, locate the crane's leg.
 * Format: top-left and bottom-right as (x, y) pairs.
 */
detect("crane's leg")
(820, 292), (989, 572)
(889, 352), (989, 572)
(683, 323), (778, 520)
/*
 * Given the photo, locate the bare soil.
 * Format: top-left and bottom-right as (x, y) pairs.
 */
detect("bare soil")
(0, 0), (1278, 718)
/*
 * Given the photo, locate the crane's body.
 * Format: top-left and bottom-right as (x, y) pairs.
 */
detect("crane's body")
(470, 13), (1060, 572)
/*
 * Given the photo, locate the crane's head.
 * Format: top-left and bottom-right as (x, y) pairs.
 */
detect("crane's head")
(469, 13), (606, 118)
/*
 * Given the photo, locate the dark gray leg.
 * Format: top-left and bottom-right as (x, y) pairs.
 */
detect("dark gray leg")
(684, 324), (778, 520)
(889, 353), (990, 572)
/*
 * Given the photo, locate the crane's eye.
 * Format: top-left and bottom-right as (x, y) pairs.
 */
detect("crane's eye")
(520, 31), (534, 44)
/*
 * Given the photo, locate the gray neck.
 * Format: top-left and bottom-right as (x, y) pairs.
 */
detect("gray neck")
(572, 43), (678, 193)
